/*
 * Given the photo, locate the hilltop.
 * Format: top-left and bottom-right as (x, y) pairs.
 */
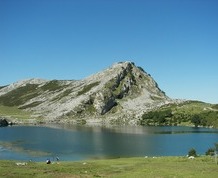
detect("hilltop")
(0, 61), (217, 126)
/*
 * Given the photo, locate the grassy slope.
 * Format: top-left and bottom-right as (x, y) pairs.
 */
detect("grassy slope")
(171, 101), (218, 127)
(141, 101), (218, 127)
(0, 105), (31, 120)
(0, 81), (69, 121)
(0, 157), (217, 178)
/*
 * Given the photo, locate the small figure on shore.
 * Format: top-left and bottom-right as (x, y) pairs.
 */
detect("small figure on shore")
(46, 159), (51, 164)
(56, 157), (59, 162)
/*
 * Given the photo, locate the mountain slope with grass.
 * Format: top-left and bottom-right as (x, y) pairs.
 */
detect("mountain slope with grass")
(0, 61), (217, 126)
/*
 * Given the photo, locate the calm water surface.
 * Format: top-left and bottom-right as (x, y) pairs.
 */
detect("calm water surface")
(0, 125), (218, 161)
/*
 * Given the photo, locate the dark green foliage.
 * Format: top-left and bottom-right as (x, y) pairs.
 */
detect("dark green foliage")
(188, 148), (197, 157)
(200, 111), (218, 127)
(191, 114), (202, 127)
(51, 89), (72, 101)
(205, 148), (215, 156)
(137, 66), (145, 73)
(19, 101), (42, 109)
(0, 81), (70, 107)
(41, 80), (64, 91)
(0, 84), (39, 106)
(141, 101), (218, 127)
(61, 89), (72, 97)
(105, 78), (116, 90)
(141, 109), (173, 126)
(77, 82), (100, 96)
(0, 85), (8, 90)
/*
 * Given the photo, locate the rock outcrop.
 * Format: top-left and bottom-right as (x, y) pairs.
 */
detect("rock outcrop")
(0, 118), (9, 127)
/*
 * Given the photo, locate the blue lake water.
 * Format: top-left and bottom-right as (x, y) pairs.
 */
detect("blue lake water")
(0, 125), (217, 162)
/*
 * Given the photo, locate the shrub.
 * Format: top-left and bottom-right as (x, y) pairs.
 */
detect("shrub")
(188, 148), (197, 157)
(141, 109), (173, 126)
(191, 114), (201, 127)
(205, 148), (215, 156)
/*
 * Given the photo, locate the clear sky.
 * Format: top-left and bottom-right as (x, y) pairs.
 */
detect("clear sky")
(0, 0), (218, 104)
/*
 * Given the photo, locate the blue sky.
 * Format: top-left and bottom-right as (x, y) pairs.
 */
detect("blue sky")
(0, 0), (218, 103)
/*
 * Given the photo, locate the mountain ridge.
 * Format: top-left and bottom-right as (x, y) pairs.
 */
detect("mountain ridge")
(0, 61), (184, 125)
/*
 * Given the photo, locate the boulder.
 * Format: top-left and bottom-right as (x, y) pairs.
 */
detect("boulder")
(0, 118), (9, 127)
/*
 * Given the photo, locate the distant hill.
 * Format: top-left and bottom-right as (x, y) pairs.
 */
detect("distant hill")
(0, 61), (217, 126)
(140, 100), (218, 127)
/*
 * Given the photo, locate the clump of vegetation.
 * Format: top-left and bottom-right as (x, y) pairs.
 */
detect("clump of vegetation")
(190, 114), (206, 127)
(0, 85), (8, 90)
(84, 103), (96, 114)
(205, 143), (218, 165)
(19, 101), (42, 109)
(188, 148), (197, 157)
(77, 82), (100, 96)
(137, 66), (146, 73)
(205, 148), (215, 156)
(41, 80), (65, 91)
(51, 89), (72, 101)
(140, 109), (173, 126)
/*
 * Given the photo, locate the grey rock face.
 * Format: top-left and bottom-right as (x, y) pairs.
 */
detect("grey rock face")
(0, 61), (172, 125)
(93, 91), (116, 115)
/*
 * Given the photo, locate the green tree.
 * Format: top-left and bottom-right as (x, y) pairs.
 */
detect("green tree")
(191, 114), (201, 127)
(205, 148), (215, 156)
(188, 148), (197, 157)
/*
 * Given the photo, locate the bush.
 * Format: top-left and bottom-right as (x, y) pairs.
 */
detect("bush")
(188, 148), (197, 157)
(191, 114), (201, 127)
(141, 109), (173, 126)
(205, 148), (215, 156)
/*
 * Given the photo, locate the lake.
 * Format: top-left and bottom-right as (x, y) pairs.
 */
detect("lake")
(0, 125), (218, 162)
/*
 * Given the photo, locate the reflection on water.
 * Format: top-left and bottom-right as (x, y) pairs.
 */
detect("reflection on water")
(0, 125), (217, 161)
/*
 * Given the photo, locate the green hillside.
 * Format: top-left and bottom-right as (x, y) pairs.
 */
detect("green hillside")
(140, 101), (218, 127)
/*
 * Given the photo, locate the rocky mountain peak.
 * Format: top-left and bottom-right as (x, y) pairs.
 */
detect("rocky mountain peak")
(0, 61), (171, 125)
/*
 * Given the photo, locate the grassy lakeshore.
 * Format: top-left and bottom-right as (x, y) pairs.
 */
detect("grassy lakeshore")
(0, 156), (217, 178)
